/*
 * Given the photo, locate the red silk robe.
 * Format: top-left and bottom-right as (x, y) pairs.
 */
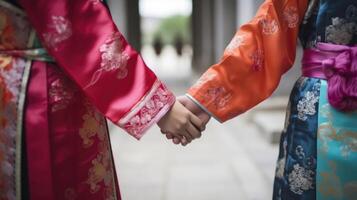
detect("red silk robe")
(0, 0), (175, 199)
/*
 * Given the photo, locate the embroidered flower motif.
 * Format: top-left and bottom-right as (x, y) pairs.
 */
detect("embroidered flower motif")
(204, 86), (232, 109)
(259, 18), (279, 35)
(43, 16), (72, 50)
(297, 82), (320, 121)
(250, 50), (264, 71)
(341, 145), (351, 157)
(120, 82), (175, 138)
(325, 17), (356, 45)
(288, 164), (314, 195)
(49, 76), (77, 113)
(284, 6), (299, 28)
(0, 58), (26, 200)
(295, 145), (306, 160)
(87, 152), (112, 193)
(346, 5), (357, 21)
(80, 114), (103, 148)
(85, 32), (130, 89)
(80, 104), (116, 199)
(226, 35), (245, 53)
(297, 91), (319, 121)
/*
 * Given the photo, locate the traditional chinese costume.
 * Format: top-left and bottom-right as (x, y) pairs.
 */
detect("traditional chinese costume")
(0, 0), (175, 199)
(187, 0), (357, 199)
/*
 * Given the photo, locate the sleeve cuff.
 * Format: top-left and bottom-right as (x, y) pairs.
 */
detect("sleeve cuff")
(117, 80), (175, 140)
(185, 94), (222, 123)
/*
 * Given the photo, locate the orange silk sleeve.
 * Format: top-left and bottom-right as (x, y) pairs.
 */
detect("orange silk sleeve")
(187, 0), (309, 122)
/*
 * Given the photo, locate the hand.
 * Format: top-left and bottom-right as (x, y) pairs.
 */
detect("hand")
(164, 95), (211, 145)
(178, 96), (211, 124)
(158, 101), (204, 144)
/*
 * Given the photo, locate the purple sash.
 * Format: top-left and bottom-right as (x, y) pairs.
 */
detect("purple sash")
(302, 43), (357, 111)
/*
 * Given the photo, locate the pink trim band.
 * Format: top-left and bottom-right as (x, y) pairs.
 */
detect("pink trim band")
(117, 80), (175, 139)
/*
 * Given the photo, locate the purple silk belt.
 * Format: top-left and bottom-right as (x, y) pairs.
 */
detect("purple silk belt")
(302, 42), (357, 111)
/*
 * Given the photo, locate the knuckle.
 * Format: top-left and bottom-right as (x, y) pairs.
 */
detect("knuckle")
(175, 127), (183, 133)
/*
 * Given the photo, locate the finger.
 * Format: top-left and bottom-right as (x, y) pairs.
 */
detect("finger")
(199, 112), (211, 125)
(180, 137), (189, 146)
(173, 137), (181, 145)
(182, 130), (193, 143)
(186, 122), (202, 139)
(175, 131), (192, 145)
(169, 132), (188, 144)
(166, 133), (174, 139)
(189, 113), (204, 131)
(177, 96), (188, 106)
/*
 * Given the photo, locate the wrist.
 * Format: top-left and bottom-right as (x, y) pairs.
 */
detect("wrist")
(185, 94), (221, 123)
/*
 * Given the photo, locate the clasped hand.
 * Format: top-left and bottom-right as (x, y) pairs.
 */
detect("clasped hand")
(157, 96), (211, 146)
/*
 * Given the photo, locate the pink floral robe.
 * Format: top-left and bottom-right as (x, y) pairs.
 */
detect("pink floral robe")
(0, 0), (175, 199)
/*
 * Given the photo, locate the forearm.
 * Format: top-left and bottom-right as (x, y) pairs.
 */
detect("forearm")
(188, 0), (309, 122)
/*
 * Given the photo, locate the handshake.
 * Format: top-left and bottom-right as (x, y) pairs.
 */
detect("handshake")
(157, 95), (211, 146)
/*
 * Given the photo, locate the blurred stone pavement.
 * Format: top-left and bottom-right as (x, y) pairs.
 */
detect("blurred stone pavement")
(109, 81), (288, 200)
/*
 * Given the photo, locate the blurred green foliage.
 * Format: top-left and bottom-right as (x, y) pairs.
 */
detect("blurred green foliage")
(144, 15), (191, 46)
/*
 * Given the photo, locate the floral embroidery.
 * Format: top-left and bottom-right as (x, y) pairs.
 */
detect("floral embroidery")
(297, 83), (320, 121)
(80, 103), (116, 200)
(49, 74), (77, 113)
(79, 104), (105, 148)
(119, 81), (175, 139)
(85, 32), (130, 89)
(297, 91), (319, 121)
(318, 123), (357, 158)
(0, 58), (26, 199)
(204, 86), (232, 109)
(87, 151), (112, 193)
(259, 18), (279, 35)
(225, 35), (245, 53)
(250, 50), (264, 71)
(295, 145), (306, 160)
(318, 123), (335, 154)
(284, 6), (299, 28)
(325, 17), (356, 45)
(288, 164), (314, 195)
(346, 5), (357, 21)
(43, 16), (72, 50)
(0, 4), (33, 198)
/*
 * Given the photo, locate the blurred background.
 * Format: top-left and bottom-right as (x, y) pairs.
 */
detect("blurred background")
(107, 0), (303, 199)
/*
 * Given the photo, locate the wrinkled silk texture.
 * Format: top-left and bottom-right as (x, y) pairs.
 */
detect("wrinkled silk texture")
(317, 80), (357, 200)
(188, 0), (309, 121)
(18, 0), (175, 138)
(303, 43), (357, 111)
(187, 0), (357, 199)
(19, 0), (158, 125)
(0, 0), (176, 199)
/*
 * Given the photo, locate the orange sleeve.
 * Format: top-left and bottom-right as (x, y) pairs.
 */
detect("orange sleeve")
(187, 0), (309, 122)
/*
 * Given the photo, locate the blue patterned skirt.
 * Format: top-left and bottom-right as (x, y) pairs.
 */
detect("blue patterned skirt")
(272, 77), (357, 200)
